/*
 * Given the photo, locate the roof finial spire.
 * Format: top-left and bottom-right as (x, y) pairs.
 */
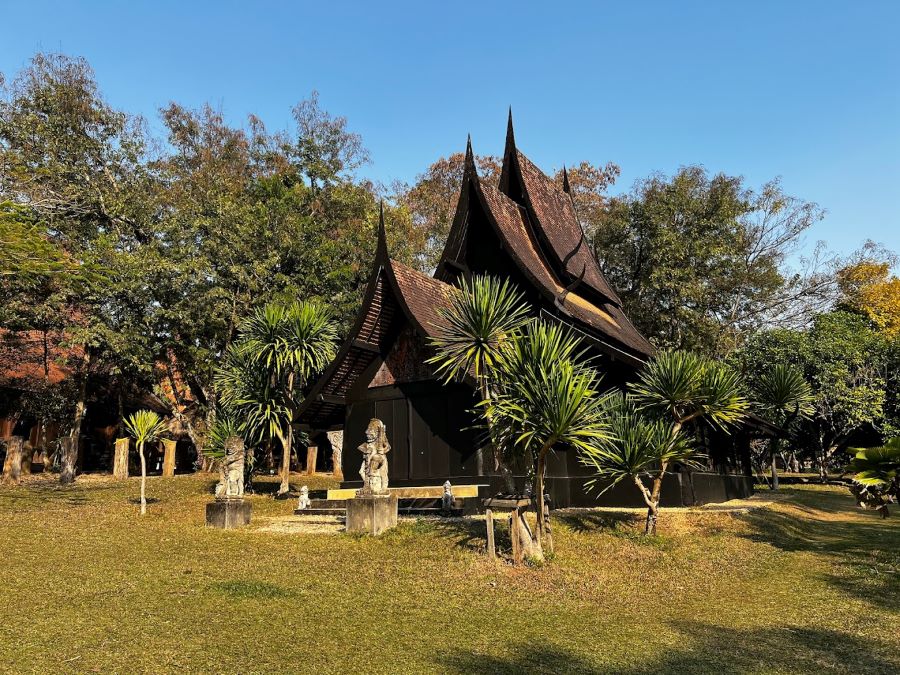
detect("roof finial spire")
(562, 165), (571, 193)
(376, 200), (388, 257)
(505, 106), (516, 152)
(463, 133), (478, 179)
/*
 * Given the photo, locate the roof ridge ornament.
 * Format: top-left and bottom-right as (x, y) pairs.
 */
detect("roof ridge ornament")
(562, 165), (571, 194)
(376, 200), (389, 259)
(463, 134), (478, 180)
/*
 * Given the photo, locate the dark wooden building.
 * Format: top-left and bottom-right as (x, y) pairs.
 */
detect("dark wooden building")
(300, 115), (757, 507)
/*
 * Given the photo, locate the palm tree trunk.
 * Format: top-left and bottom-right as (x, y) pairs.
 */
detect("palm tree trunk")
(770, 438), (780, 491)
(278, 426), (292, 495)
(139, 441), (147, 516)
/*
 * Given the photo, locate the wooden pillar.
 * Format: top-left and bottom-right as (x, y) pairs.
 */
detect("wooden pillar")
(306, 446), (317, 476)
(2, 436), (25, 484)
(113, 438), (129, 479)
(485, 509), (496, 559)
(162, 439), (177, 477)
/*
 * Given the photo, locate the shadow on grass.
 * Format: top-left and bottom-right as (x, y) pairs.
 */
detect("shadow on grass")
(738, 489), (900, 612)
(554, 511), (641, 534)
(441, 622), (900, 675)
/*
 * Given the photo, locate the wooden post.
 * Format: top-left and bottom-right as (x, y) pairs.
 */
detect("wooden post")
(162, 439), (177, 477)
(113, 438), (129, 479)
(306, 446), (317, 475)
(509, 511), (520, 564)
(2, 436), (25, 484)
(485, 508), (496, 559)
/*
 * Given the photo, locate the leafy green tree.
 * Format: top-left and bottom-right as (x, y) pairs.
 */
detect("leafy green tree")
(428, 275), (530, 491)
(752, 364), (814, 489)
(579, 392), (697, 534)
(737, 311), (889, 479)
(1, 53), (158, 462)
(124, 410), (168, 515)
(627, 350), (749, 533)
(487, 321), (610, 558)
(588, 168), (833, 355)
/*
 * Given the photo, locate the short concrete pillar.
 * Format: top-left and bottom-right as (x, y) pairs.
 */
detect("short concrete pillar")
(305, 446), (317, 475)
(205, 499), (252, 529)
(113, 438), (129, 479)
(346, 494), (398, 535)
(162, 439), (177, 477)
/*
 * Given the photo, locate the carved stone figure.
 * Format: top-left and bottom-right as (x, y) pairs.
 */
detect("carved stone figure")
(356, 418), (390, 496)
(442, 480), (453, 513)
(327, 430), (344, 480)
(215, 436), (245, 500)
(297, 485), (311, 510)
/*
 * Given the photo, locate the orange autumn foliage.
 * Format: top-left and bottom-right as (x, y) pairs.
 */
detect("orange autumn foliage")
(838, 261), (900, 337)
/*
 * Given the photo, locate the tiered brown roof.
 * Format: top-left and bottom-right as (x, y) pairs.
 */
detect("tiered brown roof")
(298, 212), (454, 429)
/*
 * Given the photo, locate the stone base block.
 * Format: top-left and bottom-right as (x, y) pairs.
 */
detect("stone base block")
(346, 494), (398, 535)
(206, 499), (252, 529)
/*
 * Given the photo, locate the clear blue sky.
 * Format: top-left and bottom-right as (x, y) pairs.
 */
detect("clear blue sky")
(2, 1), (898, 258)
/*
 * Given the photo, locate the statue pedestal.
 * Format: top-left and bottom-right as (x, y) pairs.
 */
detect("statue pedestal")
(346, 493), (398, 535)
(206, 498), (252, 529)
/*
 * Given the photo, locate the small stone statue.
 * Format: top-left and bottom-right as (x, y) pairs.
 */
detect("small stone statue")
(357, 418), (390, 496)
(215, 437), (245, 500)
(297, 485), (311, 510)
(442, 480), (453, 513)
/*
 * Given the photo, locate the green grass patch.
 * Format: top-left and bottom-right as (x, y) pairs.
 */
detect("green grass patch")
(1, 474), (898, 673)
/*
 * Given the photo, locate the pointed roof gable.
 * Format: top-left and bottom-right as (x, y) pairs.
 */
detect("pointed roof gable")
(299, 212), (454, 428)
(498, 112), (622, 307)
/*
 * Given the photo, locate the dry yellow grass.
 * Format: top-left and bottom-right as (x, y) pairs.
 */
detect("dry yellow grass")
(0, 474), (897, 674)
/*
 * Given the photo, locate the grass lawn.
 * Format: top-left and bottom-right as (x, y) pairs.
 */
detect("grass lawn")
(0, 474), (898, 674)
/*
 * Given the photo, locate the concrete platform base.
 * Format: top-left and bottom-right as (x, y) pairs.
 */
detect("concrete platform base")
(346, 494), (398, 535)
(206, 499), (252, 529)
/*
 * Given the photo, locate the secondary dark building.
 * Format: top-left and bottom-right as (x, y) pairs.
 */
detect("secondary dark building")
(300, 116), (759, 507)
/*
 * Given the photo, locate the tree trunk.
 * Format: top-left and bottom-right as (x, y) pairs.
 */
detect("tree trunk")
(2, 436), (25, 484)
(531, 444), (553, 560)
(645, 500), (660, 536)
(139, 441), (147, 515)
(59, 436), (78, 485)
(278, 426), (292, 495)
(770, 438), (780, 491)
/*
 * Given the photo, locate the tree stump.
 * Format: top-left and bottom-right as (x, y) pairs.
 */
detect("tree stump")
(20, 440), (33, 476)
(59, 437), (78, 485)
(2, 436), (25, 484)
(162, 439), (177, 477)
(113, 438), (129, 479)
(306, 446), (317, 475)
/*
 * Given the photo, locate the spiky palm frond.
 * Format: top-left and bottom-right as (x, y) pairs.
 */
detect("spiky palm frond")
(631, 350), (749, 430)
(753, 363), (814, 426)
(124, 409), (167, 445)
(488, 320), (608, 458)
(427, 274), (530, 384)
(239, 300), (337, 383)
(214, 342), (291, 444)
(846, 438), (900, 488)
(203, 410), (246, 459)
(579, 392), (698, 494)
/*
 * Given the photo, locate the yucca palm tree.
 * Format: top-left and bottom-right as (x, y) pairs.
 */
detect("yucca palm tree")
(124, 410), (168, 515)
(428, 275), (530, 491)
(220, 300), (337, 495)
(627, 350), (749, 532)
(579, 392), (698, 534)
(753, 363), (814, 490)
(488, 320), (609, 557)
